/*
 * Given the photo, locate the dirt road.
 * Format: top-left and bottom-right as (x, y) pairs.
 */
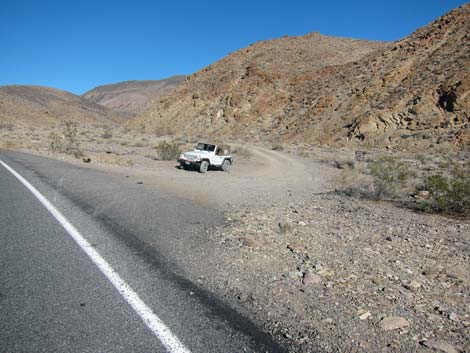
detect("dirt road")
(88, 145), (337, 208)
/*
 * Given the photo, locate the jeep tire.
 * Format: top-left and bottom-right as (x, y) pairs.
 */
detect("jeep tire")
(199, 160), (209, 173)
(221, 159), (231, 172)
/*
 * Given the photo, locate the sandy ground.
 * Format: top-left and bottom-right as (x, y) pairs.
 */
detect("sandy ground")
(87, 146), (338, 208)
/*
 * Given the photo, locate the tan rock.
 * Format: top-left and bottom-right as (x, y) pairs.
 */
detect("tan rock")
(302, 272), (322, 285)
(421, 340), (458, 353)
(379, 316), (411, 331)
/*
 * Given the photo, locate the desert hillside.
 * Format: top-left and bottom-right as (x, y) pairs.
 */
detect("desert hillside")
(132, 4), (470, 152)
(82, 76), (185, 115)
(0, 85), (119, 127)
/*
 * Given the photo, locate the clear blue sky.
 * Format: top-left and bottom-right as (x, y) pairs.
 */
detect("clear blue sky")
(0, 0), (467, 94)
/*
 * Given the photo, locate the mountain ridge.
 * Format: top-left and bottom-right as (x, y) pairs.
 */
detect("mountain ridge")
(131, 4), (470, 152)
(82, 76), (186, 115)
(0, 84), (119, 127)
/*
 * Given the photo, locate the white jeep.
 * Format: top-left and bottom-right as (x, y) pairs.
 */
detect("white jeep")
(178, 143), (233, 173)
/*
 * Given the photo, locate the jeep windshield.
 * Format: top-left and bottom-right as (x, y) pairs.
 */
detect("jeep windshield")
(196, 143), (215, 152)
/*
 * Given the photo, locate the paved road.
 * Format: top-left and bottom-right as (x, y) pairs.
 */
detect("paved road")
(0, 151), (286, 353)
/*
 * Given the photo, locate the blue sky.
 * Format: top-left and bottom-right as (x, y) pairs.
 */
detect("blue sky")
(0, 0), (467, 94)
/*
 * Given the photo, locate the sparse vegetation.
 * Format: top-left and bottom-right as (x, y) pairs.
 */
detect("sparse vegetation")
(101, 126), (113, 139)
(368, 155), (411, 200)
(417, 161), (470, 215)
(154, 127), (175, 137)
(329, 168), (366, 196)
(0, 140), (18, 150)
(155, 141), (181, 160)
(330, 153), (470, 216)
(49, 121), (84, 158)
(0, 123), (15, 131)
(334, 159), (355, 169)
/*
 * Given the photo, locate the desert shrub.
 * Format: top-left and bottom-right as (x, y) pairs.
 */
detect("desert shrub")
(368, 155), (411, 200)
(334, 159), (355, 169)
(154, 127), (175, 137)
(49, 131), (63, 152)
(49, 121), (83, 158)
(155, 141), (181, 160)
(0, 140), (18, 149)
(0, 123), (15, 131)
(329, 168), (367, 196)
(418, 162), (470, 215)
(101, 126), (113, 139)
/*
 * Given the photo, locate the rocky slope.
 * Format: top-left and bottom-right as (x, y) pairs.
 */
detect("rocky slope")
(132, 4), (470, 152)
(0, 85), (118, 127)
(82, 76), (185, 115)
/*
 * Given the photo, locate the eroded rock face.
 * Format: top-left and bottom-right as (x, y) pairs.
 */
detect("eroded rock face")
(132, 4), (470, 152)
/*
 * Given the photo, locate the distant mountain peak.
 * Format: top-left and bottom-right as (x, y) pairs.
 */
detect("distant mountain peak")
(82, 76), (186, 115)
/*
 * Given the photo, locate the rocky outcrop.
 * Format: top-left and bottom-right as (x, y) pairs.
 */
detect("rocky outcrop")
(132, 4), (470, 152)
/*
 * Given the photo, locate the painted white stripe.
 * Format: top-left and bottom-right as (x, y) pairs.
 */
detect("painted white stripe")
(0, 159), (191, 353)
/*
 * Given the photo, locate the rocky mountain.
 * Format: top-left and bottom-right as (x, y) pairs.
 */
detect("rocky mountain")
(0, 85), (118, 127)
(132, 4), (470, 152)
(82, 76), (185, 115)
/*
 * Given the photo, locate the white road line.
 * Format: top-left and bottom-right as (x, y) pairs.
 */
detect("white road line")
(0, 159), (191, 353)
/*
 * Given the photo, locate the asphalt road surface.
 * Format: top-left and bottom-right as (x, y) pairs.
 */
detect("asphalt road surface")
(0, 151), (286, 353)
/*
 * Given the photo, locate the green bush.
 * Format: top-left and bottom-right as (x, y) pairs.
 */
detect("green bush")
(155, 141), (181, 160)
(369, 156), (410, 200)
(419, 162), (470, 215)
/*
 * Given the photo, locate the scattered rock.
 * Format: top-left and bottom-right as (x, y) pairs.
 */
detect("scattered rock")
(287, 243), (305, 253)
(359, 311), (372, 320)
(302, 272), (322, 285)
(417, 190), (430, 199)
(239, 236), (264, 248)
(278, 222), (292, 235)
(420, 340), (458, 353)
(403, 280), (422, 291)
(448, 312), (460, 322)
(423, 268), (439, 278)
(379, 317), (411, 331)
(317, 268), (335, 278)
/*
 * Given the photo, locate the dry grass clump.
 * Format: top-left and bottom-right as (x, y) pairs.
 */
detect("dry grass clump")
(101, 126), (113, 139)
(49, 121), (84, 158)
(154, 141), (181, 160)
(0, 140), (19, 150)
(0, 123), (15, 131)
(154, 127), (175, 137)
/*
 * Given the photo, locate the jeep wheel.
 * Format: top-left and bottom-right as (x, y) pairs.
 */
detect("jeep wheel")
(199, 160), (209, 173)
(221, 159), (231, 172)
